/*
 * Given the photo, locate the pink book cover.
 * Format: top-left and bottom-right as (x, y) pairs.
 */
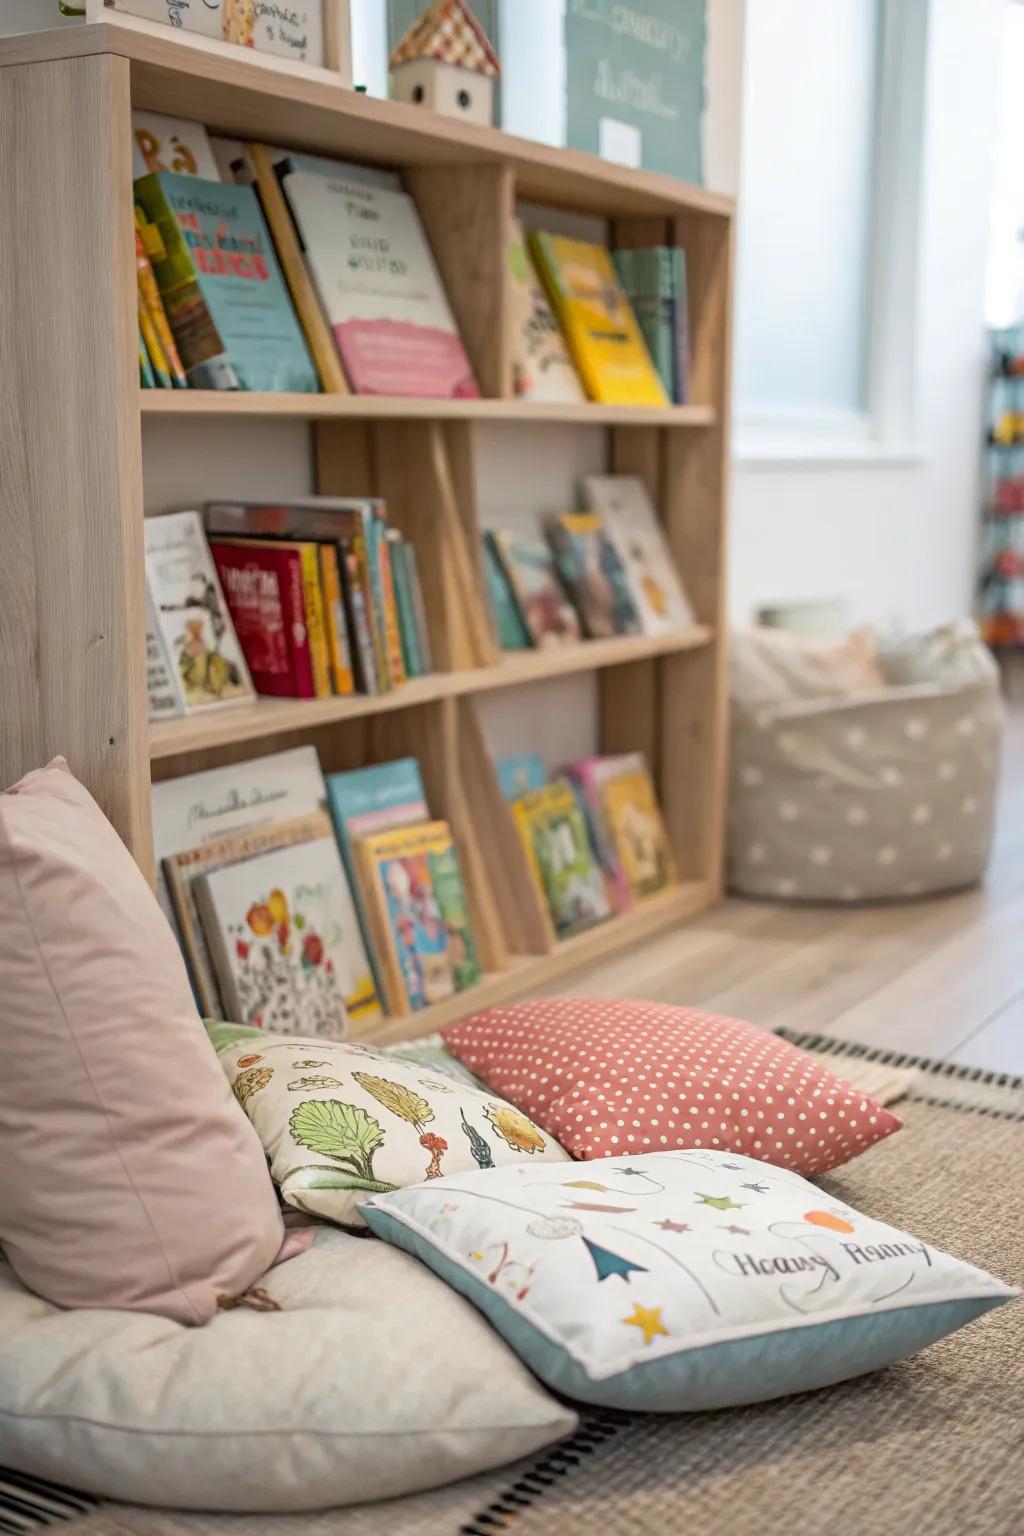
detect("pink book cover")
(563, 756), (634, 914)
(333, 319), (479, 399)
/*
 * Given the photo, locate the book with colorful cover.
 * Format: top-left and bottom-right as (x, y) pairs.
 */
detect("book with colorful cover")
(529, 233), (668, 407)
(195, 833), (378, 1037)
(600, 761), (677, 901)
(212, 536), (330, 696)
(563, 754), (638, 914)
(507, 218), (585, 403)
(143, 511), (253, 712)
(490, 531), (580, 648)
(209, 538), (315, 698)
(135, 212), (188, 388)
(281, 170), (479, 398)
(326, 758), (429, 996)
(404, 543), (434, 673)
(139, 328), (157, 389)
(355, 820), (480, 1014)
(318, 543), (355, 695)
(388, 533), (423, 678)
(133, 171), (319, 392)
(341, 547), (381, 695)
(374, 510), (405, 689)
(145, 578), (185, 721)
(483, 531), (531, 651)
(163, 809), (337, 1018)
(511, 780), (612, 938)
(496, 753), (547, 802)
(131, 110), (221, 181)
(545, 510), (640, 639)
(581, 475), (696, 635)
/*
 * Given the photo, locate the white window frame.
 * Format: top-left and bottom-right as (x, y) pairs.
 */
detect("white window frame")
(734, 0), (930, 468)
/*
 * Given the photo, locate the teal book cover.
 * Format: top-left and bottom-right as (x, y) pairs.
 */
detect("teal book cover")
(483, 531), (532, 650)
(497, 753), (548, 802)
(135, 171), (319, 393)
(390, 540), (424, 678)
(326, 759), (429, 992)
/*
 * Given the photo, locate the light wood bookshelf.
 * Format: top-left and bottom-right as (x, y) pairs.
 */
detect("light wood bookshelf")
(0, 18), (734, 1044)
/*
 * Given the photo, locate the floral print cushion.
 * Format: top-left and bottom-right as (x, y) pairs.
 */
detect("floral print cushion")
(214, 1032), (569, 1228)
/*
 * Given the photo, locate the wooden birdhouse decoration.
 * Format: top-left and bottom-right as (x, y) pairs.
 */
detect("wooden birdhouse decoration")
(390, 0), (500, 127)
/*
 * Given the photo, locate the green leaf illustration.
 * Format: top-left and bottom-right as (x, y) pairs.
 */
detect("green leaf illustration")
(289, 1098), (386, 1184)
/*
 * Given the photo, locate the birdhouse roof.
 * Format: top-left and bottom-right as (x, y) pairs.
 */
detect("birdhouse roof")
(389, 0), (500, 78)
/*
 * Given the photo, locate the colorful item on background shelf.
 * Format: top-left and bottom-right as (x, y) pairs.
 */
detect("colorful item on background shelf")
(209, 539), (318, 698)
(613, 246), (690, 405)
(980, 324), (1024, 648)
(355, 821), (480, 1015)
(440, 998), (904, 1171)
(582, 474), (696, 634)
(546, 509), (640, 639)
(135, 214), (189, 388)
(483, 531), (532, 650)
(511, 780), (611, 938)
(106, 0), (328, 66)
(389, 0), (500, 126)
(213, 1031), (569, 1232)
(600, 758), (677, 901)
(195, 830), (379, 1034)
(563, 754), (636, 913)
(133, 172), (319, 392)
(507, 219), (585, 402)
(365, 1150), (1015, 1412)
(131, 110), (221, 181)
(143, 511), (253, 713)
(496, 753), (548, 802)
(280, 170), (478, 397)
(164, 810), (338, 1018)
(489, 531), (580, 648)
(529, 233), (668, 407)
(145, 581), (185, 720)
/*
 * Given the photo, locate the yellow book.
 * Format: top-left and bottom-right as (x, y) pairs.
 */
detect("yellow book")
(318, 543), (355, 696)
(511, 780), (611, 938)
(291, 542), (332, 698)
(600, 766), (677, 901)
(529, 233), (668, 407)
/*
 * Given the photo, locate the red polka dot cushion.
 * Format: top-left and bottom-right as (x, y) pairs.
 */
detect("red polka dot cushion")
(440, 999), (901, 1174)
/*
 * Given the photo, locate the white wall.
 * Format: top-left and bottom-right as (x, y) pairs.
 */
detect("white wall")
(725, 0), (1005, 631)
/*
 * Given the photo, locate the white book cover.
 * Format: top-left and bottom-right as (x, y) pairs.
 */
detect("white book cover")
(581, 476), (696, 635)
(251, 1), (324, 65)
(196, 836), (377, 1036)
(144, 511), (254, 714)
(107, 1), (224, 39)
(145, 579), (185, 721)
(508, 220), (585, 404)
(282, 171), (478, 398)
(132, 110), (221, 181)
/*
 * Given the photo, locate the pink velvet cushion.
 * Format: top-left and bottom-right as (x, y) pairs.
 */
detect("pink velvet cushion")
(442, 997), (902, 1174)
(0, 760), (283, 1323)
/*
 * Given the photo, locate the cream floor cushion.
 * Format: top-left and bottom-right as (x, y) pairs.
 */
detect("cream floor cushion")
(0, 1228), (576, 1513)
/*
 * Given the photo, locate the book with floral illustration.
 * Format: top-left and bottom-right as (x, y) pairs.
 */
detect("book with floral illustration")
(600, 760), (678, 901)
(489, 531), (580, 648)
(143, 511), (254, 713)
(355, 821), (480, 1016)
(511, 779), (611, 938)
(195, 833), (380, 1036)
(581, 476), (695, 636)
(507, 219), (585, 403)
(545, 510), (640, 639)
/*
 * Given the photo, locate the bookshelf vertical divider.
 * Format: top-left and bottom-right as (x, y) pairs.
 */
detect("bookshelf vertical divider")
(0, 24), (736, 1041)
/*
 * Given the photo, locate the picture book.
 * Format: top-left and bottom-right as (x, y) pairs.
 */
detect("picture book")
(612, 247), (690, 405)
(135, 212), (188, 387)
(511, 780), (612, 938)
(143, 511), (254, 712)
(563, 753), (639, 914)
(133, 171), (319, 392)
(355, 821), (480, 1015)
(601, 762), (678, 901)
(545, 510), (640, 640)
(131, 111), (221, 181)
(145, 579), (185, 721)
(388, 534), (423, 678)
(195, 835), (377, 1037)
(581, 475), (696, 635)
(507, 219), (585, 404)
(318, 543), (356, 695)
(483, 531), (531, 651)
(163, 809), (337, 1018)
(325, 758), (428, 996)
(209, 539), (316, 698)
(281, 170), (479, 398)
(496, 753), (547, 801)
(529, 233), (668, 407)
(489, 531), (580, 648)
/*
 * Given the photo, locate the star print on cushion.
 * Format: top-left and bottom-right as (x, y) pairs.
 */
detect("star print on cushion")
(695, 1193), (745, 1211)
(655, 1219), (690, 1233)
(622, 1303), (669, 1346)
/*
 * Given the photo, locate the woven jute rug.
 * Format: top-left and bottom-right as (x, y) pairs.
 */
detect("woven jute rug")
(5, 1039), (1022, 1536)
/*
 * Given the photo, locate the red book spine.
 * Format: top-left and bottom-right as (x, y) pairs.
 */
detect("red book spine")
(209, 542), (315, 699)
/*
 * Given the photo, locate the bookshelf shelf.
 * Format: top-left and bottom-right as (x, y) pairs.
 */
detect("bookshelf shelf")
(149, 627), (715, 762)
(140, 392), (718, 428)
(0, 21), (734, 1042)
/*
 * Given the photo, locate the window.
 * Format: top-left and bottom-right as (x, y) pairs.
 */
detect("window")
(734, 0), (928, 461)
(985, 2), (1024, 328)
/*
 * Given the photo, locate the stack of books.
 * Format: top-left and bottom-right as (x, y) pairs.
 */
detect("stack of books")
(483, 475), (695, 651)
(154, 747), (481, 1031)
(496, 750), (678, 938)
(612, 247), (691, 405)
(144, 500), (432, 721)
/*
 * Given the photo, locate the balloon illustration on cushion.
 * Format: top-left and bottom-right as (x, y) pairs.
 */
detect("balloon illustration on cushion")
(353, 1072), (449, 1182)
(288, 1099), (397, 1193)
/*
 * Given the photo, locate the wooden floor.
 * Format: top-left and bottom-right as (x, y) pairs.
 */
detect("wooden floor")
(559, 701), (1024, 1074)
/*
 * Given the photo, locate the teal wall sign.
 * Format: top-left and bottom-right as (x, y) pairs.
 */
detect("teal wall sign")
(565, 0), (706, 184)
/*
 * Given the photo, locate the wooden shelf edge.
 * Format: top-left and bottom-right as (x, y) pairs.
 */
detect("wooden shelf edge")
(365, 882), (715, 1045)
(148, 627), (714, 761)
(140, 391), (717, 428)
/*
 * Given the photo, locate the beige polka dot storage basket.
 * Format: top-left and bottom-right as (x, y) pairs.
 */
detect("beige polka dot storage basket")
(728, 674), (1004, 903)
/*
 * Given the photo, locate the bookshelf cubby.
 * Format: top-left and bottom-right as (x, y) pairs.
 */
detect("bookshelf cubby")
(0, 16), (734, 1044)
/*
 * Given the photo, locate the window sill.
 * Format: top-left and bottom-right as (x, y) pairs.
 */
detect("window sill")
(732, 438), (927, 470)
